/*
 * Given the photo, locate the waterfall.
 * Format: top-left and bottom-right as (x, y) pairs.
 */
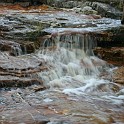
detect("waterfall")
(11, 44), (22, 56)
(36, 33), (108, 90)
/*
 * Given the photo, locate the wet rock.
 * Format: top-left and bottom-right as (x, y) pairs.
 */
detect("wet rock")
(0, 75), (43, 87)
(20, 41), (35, 54)
(113, 67), (124, 85)
(0, 39), (35, 55)
(33, 115), (49, 124)
(33, 85), (46, 92)
(96, 83), (120, 93)
(14, 2), (31, 7)
(0, 4), (123, 50)
(1, 79), (124, 124)
(61, 1), (80, 8)
(94, 47), (124, 66)
(89, 0), (123, 11)
(92, 112), (115, 124)
(72, 6), (97, 15)
(42, 0), (123, 19)
(0, 52), (48, 87)
(1, 0), (35, 6)
(85, 2), (122, 19)
(0, 39), (20, 52)
(44, 0), (80, 8)
(0, 15), (35, 41)
(81, 6), (97, 15)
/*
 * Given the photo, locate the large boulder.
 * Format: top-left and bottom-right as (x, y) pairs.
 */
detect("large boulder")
(88, 0), (123, 10)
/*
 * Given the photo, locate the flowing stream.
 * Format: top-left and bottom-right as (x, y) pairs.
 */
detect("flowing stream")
(36, 33), (121, 95)
(32, 33), (124, 123)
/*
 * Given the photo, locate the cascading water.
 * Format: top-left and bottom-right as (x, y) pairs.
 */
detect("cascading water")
(11, 44), (22, 56)
(36, 33), (110, 91)
(33, 32), (124, 108)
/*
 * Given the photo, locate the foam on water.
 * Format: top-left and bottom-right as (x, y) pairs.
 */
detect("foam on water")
(37, 34), (106, 88)
(63, 78), (109, 95)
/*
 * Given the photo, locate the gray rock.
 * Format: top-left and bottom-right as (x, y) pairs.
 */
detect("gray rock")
(85, 2), (122, 19)
(81, 6), (97, 15)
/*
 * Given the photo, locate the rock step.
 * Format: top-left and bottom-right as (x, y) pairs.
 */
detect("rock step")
(0, 75), (43, 87)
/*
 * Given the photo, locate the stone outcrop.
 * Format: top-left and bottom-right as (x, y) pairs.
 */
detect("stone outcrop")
(0, 51), (48, 87)
(94, 47), (124, 66)
(85, 2), (122, 19)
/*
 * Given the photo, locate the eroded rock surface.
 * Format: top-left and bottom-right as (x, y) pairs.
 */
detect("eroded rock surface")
(1, 88), (124, 124)
(0, 52), (48, 87)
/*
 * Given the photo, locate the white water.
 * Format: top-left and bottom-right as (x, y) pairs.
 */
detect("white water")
(36, 34), (106, 88)
(35, 33), (124, 105)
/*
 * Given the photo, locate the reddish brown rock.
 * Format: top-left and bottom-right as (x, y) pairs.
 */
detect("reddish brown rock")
(113, 67), (124, 85)
(0, 52), (48, 87)
(94, 47), (124, 66)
